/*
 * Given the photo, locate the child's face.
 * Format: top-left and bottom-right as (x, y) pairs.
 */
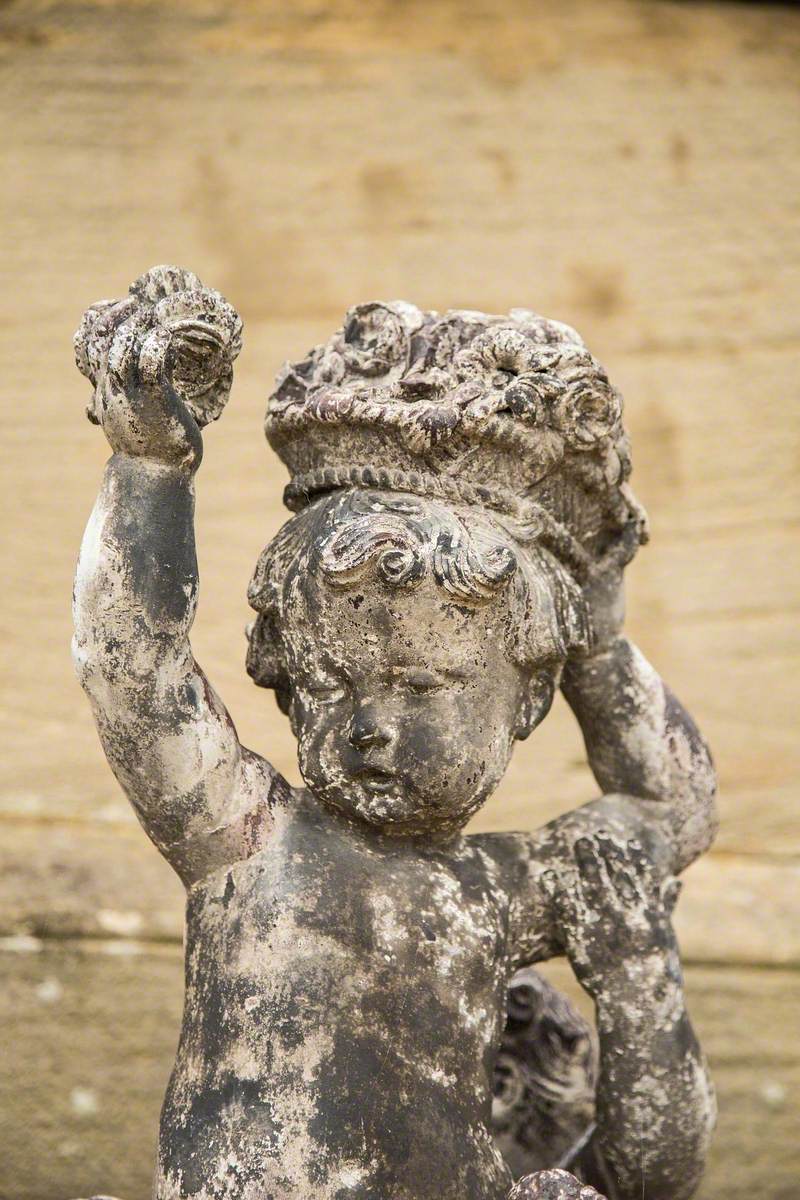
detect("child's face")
(281, 574), (548, 836)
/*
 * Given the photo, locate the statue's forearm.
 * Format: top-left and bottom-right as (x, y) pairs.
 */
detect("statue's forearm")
(73, 452), (197, 670)
(73, 452), (248, 859)
(561, 637), (717, 872)
(591, 962), (715, 1200)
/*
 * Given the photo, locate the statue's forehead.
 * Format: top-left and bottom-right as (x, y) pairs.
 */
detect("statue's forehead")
(289, 574), (511, 666)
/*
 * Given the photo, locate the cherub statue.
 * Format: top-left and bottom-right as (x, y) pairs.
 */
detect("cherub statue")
(73, 267), (717, 1200)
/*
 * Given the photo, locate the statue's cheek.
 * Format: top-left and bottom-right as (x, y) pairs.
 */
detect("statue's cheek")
(295, 708), (328, 761)
(400, 707), (451, 769)
(305, 712), (351, 765)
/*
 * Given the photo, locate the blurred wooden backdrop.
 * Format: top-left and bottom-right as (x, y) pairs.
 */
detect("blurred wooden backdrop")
(1, 1), (798, 1197)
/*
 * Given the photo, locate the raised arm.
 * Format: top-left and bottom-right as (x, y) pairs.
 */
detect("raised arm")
(72, 268), (283, 884)
(504, 533), (717, 1197)
(560, 532), (717, 875)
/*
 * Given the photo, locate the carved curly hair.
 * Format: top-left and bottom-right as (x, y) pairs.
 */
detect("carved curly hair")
(246, 489), (591, 710)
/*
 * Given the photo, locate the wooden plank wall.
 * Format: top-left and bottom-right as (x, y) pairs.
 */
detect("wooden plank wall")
(0, 2), (797, 1197)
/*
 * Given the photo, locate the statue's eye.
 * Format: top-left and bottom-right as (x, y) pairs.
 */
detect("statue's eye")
(306, 682), (346, 705)
(405, 672), (444, 696)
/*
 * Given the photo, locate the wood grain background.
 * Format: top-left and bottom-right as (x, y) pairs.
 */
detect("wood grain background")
(0, 2), (798, 1197)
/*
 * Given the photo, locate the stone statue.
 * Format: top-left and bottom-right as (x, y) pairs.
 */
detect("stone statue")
(72, 267), (717, 1200)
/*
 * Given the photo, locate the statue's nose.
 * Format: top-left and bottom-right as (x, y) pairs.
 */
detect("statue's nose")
(348, 706), (391, 749)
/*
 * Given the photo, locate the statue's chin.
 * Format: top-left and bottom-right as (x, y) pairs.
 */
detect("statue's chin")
(310, 777), (473, 838)
(342, 788), (432, 834)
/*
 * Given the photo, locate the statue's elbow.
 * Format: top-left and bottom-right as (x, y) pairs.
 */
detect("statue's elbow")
(72, 633), (120, 699)
(694, 748), (719, 856)
(676, 737), (718, 866)
(72, 634), (95, 691)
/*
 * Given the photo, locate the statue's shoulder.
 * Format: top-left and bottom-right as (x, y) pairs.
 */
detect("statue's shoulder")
(465, 829), (539, 888)
(467, 828), (535, 856)
(174, 762), (298, 887)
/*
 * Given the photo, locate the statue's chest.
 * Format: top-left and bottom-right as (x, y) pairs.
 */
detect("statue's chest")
(173, 831), (514, 1200)
(186, 822), (510, 1025)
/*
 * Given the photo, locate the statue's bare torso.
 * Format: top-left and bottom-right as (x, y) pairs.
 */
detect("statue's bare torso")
(160, 791), (528, 1199)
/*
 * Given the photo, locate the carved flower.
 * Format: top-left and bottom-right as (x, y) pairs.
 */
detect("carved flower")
(427, 312), (489, 370)
(337, 302), (409, 377)
(449, 326), (621, 448)
(74, 266), (242, 429)
(457, 327), (541, 377)
(548, 375), (622, 449)
(151, 290), (243, 426)
(453, 327), (554, 426)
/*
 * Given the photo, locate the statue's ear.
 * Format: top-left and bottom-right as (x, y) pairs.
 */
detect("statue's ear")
(516, 668), (558, 741)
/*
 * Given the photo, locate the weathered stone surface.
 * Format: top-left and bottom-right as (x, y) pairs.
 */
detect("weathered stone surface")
(2, 2), (798, 1196)
(67, 267), (719, 1199)
(508, 1168), (604, 1200)
(538, 962), (800, 1200)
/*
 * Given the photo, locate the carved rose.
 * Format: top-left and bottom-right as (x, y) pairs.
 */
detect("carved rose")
(548, 376), (622, 449)
(453, 328), (558, 427)
(457, 327), (542, 378)
(74, 265), (242, 429)
(337, 302), (409, 377)
(449, 326), (620, 448)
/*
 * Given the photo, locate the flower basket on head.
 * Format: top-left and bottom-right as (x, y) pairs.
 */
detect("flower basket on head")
(266, 302), (647, 582)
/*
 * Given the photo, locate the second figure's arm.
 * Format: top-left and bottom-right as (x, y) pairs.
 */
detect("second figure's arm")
(504, 532), (717, 1196)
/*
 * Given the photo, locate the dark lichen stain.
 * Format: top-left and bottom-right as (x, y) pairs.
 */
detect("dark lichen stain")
(162, 1074), (281, 1196)
(116, 461), (198, 627)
